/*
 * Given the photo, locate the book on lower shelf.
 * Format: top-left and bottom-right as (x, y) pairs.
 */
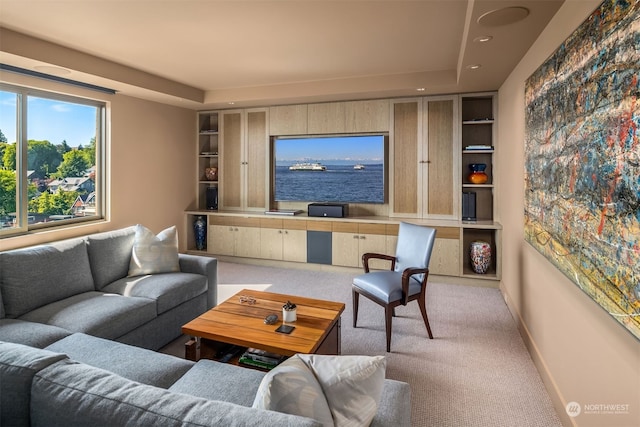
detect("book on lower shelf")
(264, 209), (304, 216)
(239, 348), (286, 370)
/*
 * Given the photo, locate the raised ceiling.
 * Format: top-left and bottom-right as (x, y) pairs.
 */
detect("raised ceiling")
(0, 0), (564, 109)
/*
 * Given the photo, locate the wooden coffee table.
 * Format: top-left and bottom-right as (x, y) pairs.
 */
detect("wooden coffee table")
(182, 289), (345, 363)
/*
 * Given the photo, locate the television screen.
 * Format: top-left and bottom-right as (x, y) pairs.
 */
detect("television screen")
(273, 135), (386, 204)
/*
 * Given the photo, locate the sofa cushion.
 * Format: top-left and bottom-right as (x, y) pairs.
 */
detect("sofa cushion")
(253, 354), (387, 427)
(102, 272), (207, 314)
(0, 238), (95, 318)
(46, 333), (194, 388)
(0, 341), (68, 427)
(31, 358), (322, 427)
(169, 359), (266, 406)
(128, 224), (180, 277)
(0, 318), (71, 348)
(86, 226), (136, 290)
(19, 291), (156, 340)
(253, 354), (334, 427)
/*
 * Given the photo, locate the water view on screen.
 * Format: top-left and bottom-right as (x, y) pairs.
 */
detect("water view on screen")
(274, 135), (385, 204)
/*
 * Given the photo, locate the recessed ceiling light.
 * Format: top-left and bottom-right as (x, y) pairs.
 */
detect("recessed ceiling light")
(467, 64), (482, 70)
(416, 88), (426, 92)
(474, 35), (493, 43)
(228, 102), (235, 105)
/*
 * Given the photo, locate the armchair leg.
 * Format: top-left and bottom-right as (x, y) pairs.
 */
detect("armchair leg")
(385, 305), (393, 352)
(352, 289), (359, 328)
(418, 297), (434, 339)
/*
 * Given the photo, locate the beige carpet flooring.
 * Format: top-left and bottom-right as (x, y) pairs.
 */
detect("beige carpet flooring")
(163, 261), (562, 427)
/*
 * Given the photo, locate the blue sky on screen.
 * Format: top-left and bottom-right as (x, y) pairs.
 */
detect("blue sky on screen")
(276, 135), (383, 161)
(0, 91), (96, 147)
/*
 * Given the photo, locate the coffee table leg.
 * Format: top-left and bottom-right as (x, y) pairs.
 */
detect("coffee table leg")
(185, 337), (200, 361)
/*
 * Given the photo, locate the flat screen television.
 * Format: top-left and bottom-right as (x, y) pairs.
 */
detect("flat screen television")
(273, 134), (387, 204)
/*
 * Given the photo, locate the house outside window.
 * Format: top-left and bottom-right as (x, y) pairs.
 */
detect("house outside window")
(0, 83), (106, 236)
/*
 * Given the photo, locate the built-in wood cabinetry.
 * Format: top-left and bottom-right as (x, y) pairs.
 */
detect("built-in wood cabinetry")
(460, 93), (500, 279)
(219, 108), (269, 211)
(272, 100), (390, 135)
(188, 93), (501, 282)
(331, 222), (391, 269)
(196, 112), (219, 210)
(391, 96), (458, 220)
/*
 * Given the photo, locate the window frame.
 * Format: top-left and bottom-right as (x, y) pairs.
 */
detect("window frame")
(0, 82), (106, 237)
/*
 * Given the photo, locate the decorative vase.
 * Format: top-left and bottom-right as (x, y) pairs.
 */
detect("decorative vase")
(470, 241), (492, 274)
(193, 216), (206, 250)
(205, 167), (218, 181)
(468, 163), (488, 184)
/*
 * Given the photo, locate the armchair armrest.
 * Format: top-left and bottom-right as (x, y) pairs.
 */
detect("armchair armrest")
(362, 253), (396, 273)
(179, 254), (217, 308)
(401, 267), (429, 305)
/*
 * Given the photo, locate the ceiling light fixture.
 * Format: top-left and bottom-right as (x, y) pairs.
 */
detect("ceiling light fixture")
(467, 64), (482, 70)
(416, 88), (426, 92)
(228, 102), (235, 105)
(473, 35), (493, 43)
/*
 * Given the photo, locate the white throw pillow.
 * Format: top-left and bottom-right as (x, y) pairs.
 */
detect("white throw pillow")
(252, 354), (386, 427)
(127, 225), (179, 277)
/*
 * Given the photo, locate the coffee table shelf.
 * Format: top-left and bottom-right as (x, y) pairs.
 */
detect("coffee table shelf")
(182, 289), (344, 363)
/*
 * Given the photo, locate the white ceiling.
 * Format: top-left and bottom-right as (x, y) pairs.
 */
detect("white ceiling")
(0, 0), (564, 109)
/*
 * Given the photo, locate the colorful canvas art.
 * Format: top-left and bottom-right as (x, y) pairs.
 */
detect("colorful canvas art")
(524, 0), (640, 340)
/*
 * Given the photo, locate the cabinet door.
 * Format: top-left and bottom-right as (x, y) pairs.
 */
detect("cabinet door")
(235, 226), (261, 258)
(282, 229), (307, 263)
(308, 102), (345, 134)
(358, 233), (388, 270)
(391, 100), (420, 216)
(345, 100), (390, 132)
(245, 109), (268, 210)
(331, 232), (360, 267)
(430, 238), (460, 276)
(260, 227), (283, 260)
(269, 105), (308, 135)
(423, 97), (458, 219)
(208, 224), (235, 256)
(221, 111), (242, 209)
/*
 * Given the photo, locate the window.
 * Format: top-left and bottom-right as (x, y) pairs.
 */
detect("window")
(0, 83), (105, 236)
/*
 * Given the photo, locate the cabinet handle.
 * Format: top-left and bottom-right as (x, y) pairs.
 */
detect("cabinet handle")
(353, 235), (359, 239)
(359, 235), (366, 239)
(278, 230), (282, 234)
(419, 160), (431, 164)
(284, 230), (288, 234)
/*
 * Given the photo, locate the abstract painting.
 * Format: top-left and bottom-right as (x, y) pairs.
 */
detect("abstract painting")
(524, 0), (639, 340)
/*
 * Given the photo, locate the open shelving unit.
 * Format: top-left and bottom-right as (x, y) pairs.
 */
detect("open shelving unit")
(197, 111), (219, 211)
(460, 93), (500, 280)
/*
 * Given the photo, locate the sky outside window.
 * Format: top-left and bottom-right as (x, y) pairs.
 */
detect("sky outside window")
(0, 92), (96, 147)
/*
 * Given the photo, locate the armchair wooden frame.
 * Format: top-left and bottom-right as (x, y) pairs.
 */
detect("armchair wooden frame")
(352, 252), (434, 352)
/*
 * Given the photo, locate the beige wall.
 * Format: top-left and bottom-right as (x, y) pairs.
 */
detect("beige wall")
(1, 73), (196, 252)
(497, 1), (639, 426)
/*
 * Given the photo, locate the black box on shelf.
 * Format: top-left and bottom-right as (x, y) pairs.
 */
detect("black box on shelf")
(307, 202), (348, 218)
(462, 191), (476, 221)
(206, 187), (218, 210)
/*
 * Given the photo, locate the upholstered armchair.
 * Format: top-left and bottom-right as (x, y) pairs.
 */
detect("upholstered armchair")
(352, 222), (437, 352)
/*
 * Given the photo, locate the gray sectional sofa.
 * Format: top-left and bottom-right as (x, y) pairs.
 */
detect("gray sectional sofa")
(0, 226), (411, 426)
(0, 226), (217, 350)
(0, 334), (411, 426)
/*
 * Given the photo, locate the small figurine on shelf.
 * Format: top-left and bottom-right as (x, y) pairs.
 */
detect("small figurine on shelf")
(193, 216), (206, 251)
(205, 167), (218, 181)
